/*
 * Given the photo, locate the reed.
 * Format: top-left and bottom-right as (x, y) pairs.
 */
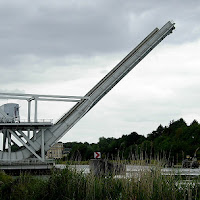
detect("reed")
(0, 164), (199, 200)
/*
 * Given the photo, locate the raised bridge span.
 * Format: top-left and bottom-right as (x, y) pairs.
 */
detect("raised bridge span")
(0, 21), (175, 162)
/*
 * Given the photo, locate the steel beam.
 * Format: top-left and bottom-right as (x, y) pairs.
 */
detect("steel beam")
(17, 130), (39, 150)
(41, 129), (45, 161)
(3, 130), (6, 151)
(9, 130), (43, 161)
(7, 130), (11, 161)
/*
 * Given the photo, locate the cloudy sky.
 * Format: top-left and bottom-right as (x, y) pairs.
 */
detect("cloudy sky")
(0, 0), (200, 143)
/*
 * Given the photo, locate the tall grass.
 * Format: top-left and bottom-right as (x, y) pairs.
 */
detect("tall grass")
(0, 165), (199, 200)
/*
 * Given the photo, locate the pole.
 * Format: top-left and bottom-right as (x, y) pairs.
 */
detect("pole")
(34, 97), (38, 140)
(28, 100), (31, 138)
(41, 129), (45, 162)
(34, 97), (38, 122)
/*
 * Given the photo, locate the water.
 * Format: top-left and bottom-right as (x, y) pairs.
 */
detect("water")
(55, 164), (200, 177)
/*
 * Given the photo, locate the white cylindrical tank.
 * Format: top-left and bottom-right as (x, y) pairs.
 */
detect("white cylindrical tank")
(0, 103), (20, 122)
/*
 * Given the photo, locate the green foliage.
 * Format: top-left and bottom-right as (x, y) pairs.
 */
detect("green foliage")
(0, 171), (13, 200)
(147, 119), (200, 163)
(64, 118), (200, 164)
(0, 171), (47, 200)
(0, 167), (199, 200)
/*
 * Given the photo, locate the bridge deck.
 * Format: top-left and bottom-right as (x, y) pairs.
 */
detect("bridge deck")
(0, 122), (53, 130)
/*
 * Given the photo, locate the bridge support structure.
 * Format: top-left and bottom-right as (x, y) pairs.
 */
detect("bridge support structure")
(0, 21), (175, 166)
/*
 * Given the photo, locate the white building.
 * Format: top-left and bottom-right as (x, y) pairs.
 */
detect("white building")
(46, 142), (64, 159)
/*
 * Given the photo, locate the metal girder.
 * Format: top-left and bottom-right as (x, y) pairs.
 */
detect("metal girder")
(7, 130), (11, 160)
(9, 130), (43, 161)
(0, 92), (89, 101)
(3, 130), (6, 151)
(17, 130), (39, 150)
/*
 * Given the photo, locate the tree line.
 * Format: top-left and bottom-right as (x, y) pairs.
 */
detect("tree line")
(64, 118), (200, 164)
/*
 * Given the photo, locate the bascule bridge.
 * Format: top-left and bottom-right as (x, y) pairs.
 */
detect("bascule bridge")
(0, 21), (175, 170)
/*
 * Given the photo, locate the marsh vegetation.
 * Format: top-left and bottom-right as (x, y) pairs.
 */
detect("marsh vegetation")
(0, 164), (199, 200)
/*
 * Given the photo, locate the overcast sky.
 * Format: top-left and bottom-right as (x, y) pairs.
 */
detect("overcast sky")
(0, 0), (200, 144)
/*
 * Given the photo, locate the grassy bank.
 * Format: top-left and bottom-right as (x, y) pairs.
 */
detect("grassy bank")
(0, 166), (199, 200)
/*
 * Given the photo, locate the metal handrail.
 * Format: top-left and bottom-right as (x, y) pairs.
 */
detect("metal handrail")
(20, 119), (53, 123)
(0, 118), (53, 123)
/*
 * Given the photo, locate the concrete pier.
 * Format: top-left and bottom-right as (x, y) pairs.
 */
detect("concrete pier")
(89, 159), (125, 176)
(0, 159), (55, 175)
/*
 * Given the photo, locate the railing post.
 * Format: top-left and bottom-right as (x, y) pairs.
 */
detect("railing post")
(34, 96), (38, 123)
(33, 96), (38, 140)
(28, 100), (31, 138)
(41, 129), (45, 162)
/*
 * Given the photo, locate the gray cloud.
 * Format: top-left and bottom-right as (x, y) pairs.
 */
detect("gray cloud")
(0, 0), (200, 142)
(0, 0), (200, 61)
(0, 0), (199, 75)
